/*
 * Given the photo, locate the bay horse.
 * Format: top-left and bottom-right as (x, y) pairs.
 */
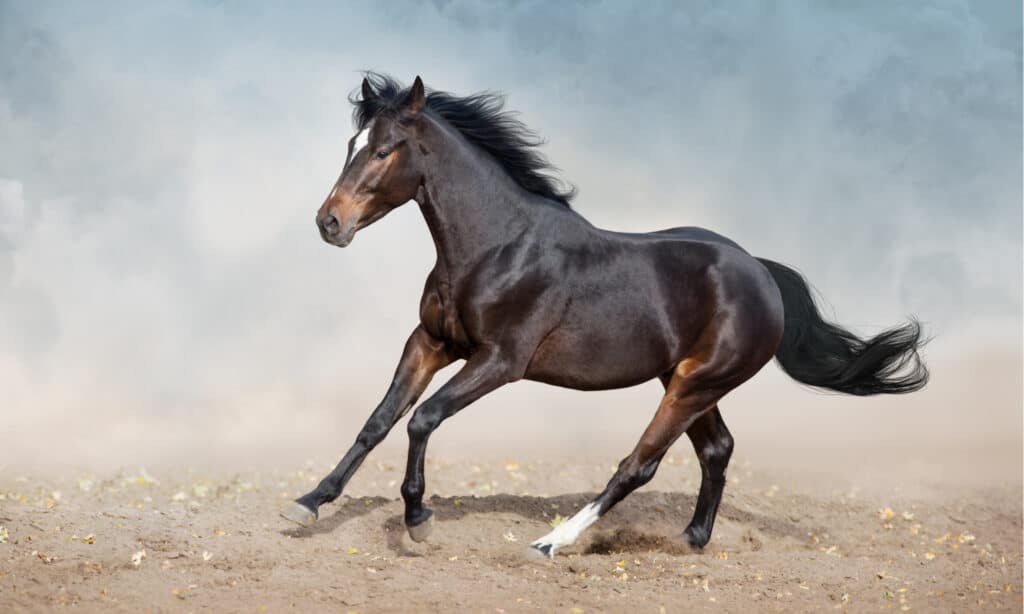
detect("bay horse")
(283, 73), (929, 557)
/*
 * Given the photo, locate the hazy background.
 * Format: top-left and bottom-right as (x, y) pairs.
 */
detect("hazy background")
(1, 1), (1020, 485)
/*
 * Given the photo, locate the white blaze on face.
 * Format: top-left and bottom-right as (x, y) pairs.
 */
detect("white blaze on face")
(352, 121), (372, 156)
(330, 121), (374, 201)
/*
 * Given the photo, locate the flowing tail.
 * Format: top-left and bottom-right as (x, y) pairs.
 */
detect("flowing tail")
(758, 258), (929, 396)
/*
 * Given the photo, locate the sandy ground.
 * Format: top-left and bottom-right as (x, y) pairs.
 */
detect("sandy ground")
(0, 447), (1020, 613)
(1, 337), (1020, 612)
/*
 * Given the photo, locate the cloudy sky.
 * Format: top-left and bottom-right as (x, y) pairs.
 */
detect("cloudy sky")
(0, 1), (1020, 472)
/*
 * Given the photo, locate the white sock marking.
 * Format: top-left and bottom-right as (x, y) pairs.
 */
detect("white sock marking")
(531, 502), (601, 557)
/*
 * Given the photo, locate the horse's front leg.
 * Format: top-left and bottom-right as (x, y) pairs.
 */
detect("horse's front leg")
(400, 347), (513, 541)
(282, 325), (453, 526)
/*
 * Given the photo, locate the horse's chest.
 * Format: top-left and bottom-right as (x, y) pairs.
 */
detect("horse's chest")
(419, 277), (471, 350)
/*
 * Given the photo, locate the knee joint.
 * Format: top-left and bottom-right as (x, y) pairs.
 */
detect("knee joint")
(356, 424), (389, 447)
(407, 410), (439, 440)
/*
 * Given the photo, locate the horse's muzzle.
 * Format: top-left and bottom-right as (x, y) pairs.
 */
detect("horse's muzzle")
(317, 212), (355, 247)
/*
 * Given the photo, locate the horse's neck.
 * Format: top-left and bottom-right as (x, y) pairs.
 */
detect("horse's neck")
(416, 183), (525, 285)
(415, 118), (537, 277)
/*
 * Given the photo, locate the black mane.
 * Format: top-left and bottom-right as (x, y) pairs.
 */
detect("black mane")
(351, 73), (576, 207)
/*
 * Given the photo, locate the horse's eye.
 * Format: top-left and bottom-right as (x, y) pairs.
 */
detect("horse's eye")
(375, 149), (389, 160)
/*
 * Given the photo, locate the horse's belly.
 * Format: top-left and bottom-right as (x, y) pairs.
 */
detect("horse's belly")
(523, 327), (675, 391)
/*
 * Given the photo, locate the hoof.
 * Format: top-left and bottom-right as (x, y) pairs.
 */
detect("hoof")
(280, 501), (318, 527)
(406, 511), (434, 543)
(529, 542), (555, 559)
(684, 525), (710, 548)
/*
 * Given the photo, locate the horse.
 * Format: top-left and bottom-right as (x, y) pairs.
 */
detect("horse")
(282, 73), (929, 557)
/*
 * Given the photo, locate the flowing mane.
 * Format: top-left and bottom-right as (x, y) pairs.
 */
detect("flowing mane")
(351, 72), (576, 207)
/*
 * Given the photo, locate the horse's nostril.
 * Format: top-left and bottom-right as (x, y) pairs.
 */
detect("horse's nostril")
(321, 214), (340, 235)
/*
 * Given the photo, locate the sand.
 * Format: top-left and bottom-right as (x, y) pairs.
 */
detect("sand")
(1, 445), (1020, 613)
(2, 338), (1021, 612)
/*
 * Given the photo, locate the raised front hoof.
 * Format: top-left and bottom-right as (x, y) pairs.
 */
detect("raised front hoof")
(406, 510), (434, 543)
(529, 541), (556, 559)
(280, 501), (318, 527)
(684, 525), (711, 549)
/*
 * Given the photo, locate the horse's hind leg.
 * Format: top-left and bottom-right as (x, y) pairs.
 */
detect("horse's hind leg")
(682, 406), (733, 547)
(530, 359), (726, 558)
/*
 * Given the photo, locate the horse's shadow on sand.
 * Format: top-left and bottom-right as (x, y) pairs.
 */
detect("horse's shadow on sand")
(282, 491), (823, 557)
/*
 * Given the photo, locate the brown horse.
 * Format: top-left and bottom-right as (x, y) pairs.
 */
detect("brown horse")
(282, 73), (928, 557)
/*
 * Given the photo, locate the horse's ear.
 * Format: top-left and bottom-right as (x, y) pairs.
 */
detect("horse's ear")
(361, 77), (376, 103)
(401, 76), (426, 116)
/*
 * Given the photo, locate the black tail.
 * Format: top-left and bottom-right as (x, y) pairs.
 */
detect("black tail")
(758, 258), (929, 396)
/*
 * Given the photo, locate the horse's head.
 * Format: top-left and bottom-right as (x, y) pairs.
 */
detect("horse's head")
(316, 76), (427, 247)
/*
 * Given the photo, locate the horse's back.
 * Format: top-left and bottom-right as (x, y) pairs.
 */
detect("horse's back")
(647, 226), (747, 253)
